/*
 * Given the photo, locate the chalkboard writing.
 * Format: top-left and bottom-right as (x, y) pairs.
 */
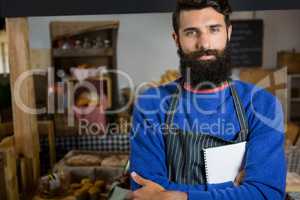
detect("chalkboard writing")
(230, 20), (263, 67)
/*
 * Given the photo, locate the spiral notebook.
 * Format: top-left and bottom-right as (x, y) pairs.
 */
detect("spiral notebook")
(203, 142), (246, 184)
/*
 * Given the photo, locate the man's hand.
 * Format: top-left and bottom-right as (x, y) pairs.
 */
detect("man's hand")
(131, 172), (165, 192)
(129, 172), (187, 200)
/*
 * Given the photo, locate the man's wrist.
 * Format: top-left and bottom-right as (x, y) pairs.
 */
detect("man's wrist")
(162, 191), (188, 200)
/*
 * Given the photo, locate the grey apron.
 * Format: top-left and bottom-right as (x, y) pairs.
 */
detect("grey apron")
(165, 80), (249, 185)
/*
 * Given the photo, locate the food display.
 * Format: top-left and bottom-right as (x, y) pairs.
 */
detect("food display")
(101, 155), (128, 167)
(36, 176), (113, 200)
(54, 151), (129, 183)
(287, 172), (300, 192)
(73, 179), (104, 200)
(37, 171), (71, 198)
(70, 65), (108, 81)
(159, 69), (180, 85)
(66, 154), (103, 166)
(35, 151), (130, 200)
(148, 69), (180, 87)
(65, 152), (128, 168)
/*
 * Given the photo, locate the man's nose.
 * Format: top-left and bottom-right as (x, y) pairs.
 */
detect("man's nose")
(196, 33), (211, 49)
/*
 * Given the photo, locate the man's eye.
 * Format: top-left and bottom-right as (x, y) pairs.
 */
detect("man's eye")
(210, 27), (220, 33)
(185, 31), (198, 37)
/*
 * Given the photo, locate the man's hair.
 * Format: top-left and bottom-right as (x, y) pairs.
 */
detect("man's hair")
(172, 0), (232, 34)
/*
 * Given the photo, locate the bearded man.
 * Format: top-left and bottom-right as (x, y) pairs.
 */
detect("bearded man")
(129, 0), (287, 199)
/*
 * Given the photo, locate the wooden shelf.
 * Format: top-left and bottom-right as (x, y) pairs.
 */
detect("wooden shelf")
(289, 74), (300, 121)
(53, 48), (114, 58)
(289, 74), (300, 79)
(68, 74), (110, 82)
(291, 98), (300, 102)
(50, 21), (119, 40)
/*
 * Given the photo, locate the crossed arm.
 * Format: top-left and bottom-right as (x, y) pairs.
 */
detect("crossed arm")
(129, 94), (287, 200)
(129, 171), (188, 200)
(129, 170), (245, 200)
(130, 89), (286, 200)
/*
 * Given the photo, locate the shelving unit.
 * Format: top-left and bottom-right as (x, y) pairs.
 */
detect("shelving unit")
(50, 21), (119, 109)
(49, 21), (120, 136)
(288, 74), (300, 122)
(52, 47), (114, 58)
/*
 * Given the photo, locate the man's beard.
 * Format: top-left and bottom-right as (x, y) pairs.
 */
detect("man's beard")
(179, 44), (232, 90)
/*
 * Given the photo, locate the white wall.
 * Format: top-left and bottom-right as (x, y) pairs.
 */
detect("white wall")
(28, 10), (300, 88)
(29, 13), (178, 88)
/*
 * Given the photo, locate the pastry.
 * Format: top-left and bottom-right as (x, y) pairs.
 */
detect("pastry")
(88, 186), (100, 200)
(70, 183), (82, 190)
(94, 180), (105, 192)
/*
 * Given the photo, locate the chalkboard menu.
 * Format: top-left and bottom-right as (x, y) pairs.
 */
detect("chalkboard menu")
(230, 20), (263, 68)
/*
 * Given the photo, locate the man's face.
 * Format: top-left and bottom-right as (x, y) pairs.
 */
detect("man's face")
(174, 7), (231, 60)
(173, 7), (233, 88)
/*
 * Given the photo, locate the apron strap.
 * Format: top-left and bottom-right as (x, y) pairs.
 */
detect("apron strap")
(165, 80), (249, 139)
(164, 80), (249, 184)
(165, 87), (181, 128)
(228, 80), (249, 140)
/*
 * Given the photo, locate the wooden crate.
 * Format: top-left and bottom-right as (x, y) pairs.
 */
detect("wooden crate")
(277, 51), (300, 74)
(33, 150), (129, 200)
(239, 67), (288, 121)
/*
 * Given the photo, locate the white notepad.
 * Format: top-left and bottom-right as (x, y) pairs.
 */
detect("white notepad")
(203, 142), (246, 184)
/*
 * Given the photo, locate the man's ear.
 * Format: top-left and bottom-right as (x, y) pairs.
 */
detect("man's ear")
(227, 25), (232, 41)
(172, 32), (179, 48)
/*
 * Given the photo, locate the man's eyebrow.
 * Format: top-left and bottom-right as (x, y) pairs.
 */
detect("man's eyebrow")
(182, 27), (199, 32)
(182, 24), (224, 32)
(208, 24), (223, 28)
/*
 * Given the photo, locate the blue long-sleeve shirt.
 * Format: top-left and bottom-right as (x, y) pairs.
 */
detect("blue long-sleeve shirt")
(130, 80), (287, 200)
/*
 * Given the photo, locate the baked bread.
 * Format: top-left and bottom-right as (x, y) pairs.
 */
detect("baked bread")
(101, 155), (128, 167)
(66, 154), (102, 166)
